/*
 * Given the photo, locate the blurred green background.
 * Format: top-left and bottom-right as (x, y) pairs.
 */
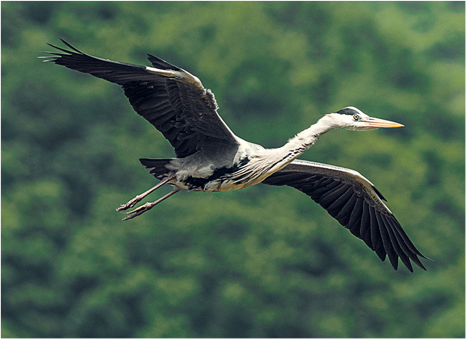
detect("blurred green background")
(2, 2), (465, 338)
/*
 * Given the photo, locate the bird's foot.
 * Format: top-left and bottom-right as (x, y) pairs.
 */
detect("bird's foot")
(116, 196), (142, 211)
(120, 187), (181, 221)
(122, 202), (155, 221)
(117, 174), (177, 212)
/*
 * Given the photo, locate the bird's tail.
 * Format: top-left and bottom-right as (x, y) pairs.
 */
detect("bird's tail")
(139, 158), (173, 180)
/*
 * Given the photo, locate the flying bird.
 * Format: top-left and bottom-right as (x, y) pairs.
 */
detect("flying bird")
(41, 39), (428, 272)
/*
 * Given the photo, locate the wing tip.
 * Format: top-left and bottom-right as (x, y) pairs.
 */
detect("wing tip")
(389, 252), (428, 272)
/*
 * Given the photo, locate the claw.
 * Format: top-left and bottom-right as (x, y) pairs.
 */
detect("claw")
(116, 173), (176, 212)
(121, 187), (181, 221)
(116, 199), (139, 211)
(123, 202), (153, 220)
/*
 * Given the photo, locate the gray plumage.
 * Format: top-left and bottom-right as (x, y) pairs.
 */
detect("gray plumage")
(41, 40), (429, 272)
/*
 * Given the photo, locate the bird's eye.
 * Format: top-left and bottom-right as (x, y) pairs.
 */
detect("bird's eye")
(353, 114), (360, 121)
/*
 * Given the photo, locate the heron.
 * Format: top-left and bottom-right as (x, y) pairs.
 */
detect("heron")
(41, 39), (428, 272)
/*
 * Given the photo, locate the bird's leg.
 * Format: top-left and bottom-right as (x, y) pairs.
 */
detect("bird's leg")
(122, 187), (182, 221)
(116, 173), (176, 211)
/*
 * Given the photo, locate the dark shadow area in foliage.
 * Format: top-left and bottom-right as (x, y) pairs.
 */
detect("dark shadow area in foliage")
(188, 296), (254, 339)
(0, 66), (7, 79)
(127, 232), (193, 273)
(428, 33), (466, 62)
(361, 151), (393, 171)
(433, 199), (465, 227)
(66, 275), (101, 299)
(414, 292), (451, 319)
(210, 306), (254, 338)
(1, 167), (15, 193)
(270, 2), (330, 60)
(311, 75), (335, 105)
(67, 293), (147, 338)
(412, 18), (437, 34)
(19, 0), (57, 25)
(198, 24), (217, 44)
(0, 10), (22, 47)
(448, 0), (466, 11)
(189, 274), (223, 336)
(396, 0), (429, 13)
(225, 91), (287, 122)
(147, 1), (187, 15)
(190, 306), (212, 336)
(71, 2), (118, 24)
(14, 221), (69, 252)
(423, 151), (442, 187)
(425, 108), (463, 140)
(4, 81), (84, 147)
(63, 178), (94, 216)
(354, 309), (386, 336)
(215, 221), (248, 240)
(223, 58), (290, 122)
(386, 49), (429, 90)
(340, 24), (387, 71)
(3, 253), (53, 285)
(2, 76), (136, 214)
(283, 240), (344, 276)
(127, 17), (150, 36)
(265, 324), (315, 339)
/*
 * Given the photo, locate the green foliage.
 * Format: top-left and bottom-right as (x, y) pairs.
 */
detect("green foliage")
(2, 2), (464, 337)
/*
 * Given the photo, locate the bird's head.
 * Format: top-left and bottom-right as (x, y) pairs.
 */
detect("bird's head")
(324, 106), (404, 131)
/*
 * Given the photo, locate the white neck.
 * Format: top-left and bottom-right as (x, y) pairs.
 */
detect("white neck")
(281, 114), (338, 157)
(234, 115), (340, 185)
(250, 114), (339, 176)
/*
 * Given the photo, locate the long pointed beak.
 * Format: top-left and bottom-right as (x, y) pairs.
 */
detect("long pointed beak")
(364, 117), (404, 128)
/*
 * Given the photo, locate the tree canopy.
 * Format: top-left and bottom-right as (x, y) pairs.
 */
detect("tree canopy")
(2, 2), (464, 337)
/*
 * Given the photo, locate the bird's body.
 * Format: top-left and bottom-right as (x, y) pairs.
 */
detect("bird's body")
(143, 111), (390, 193)
(41, 40), (428, 272)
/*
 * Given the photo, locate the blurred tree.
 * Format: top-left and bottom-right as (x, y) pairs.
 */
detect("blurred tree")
(2, 1), (464, 338)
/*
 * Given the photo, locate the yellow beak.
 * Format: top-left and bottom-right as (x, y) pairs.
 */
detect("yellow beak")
(364, 117), (404, 128)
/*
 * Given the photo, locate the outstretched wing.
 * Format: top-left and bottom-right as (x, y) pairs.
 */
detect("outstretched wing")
(262, 159), (428, 272)
(40, 39), (238, 158)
